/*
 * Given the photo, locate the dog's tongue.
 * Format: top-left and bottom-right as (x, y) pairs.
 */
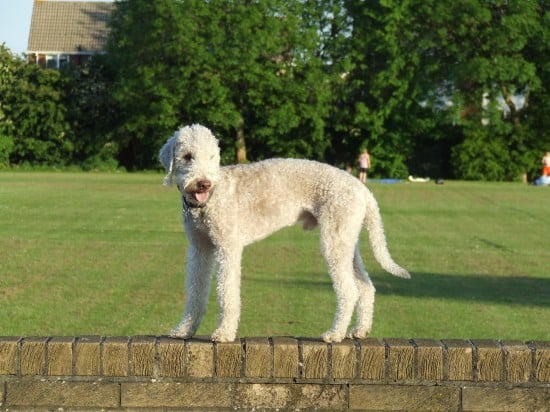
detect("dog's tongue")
(195, 192), (209, 203)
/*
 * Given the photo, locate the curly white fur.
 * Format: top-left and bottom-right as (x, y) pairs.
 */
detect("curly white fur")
(160, 124), (410, 343)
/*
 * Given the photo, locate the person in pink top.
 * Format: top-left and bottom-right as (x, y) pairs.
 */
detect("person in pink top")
(358, 148), (371, 183)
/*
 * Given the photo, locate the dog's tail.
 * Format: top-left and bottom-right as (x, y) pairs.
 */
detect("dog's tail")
(364, 191), (410, 279)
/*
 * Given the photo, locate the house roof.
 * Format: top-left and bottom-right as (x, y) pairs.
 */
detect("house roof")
(27, 1), (115, 54)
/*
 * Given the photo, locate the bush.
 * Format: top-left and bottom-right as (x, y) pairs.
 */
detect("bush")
(0, 135), (14, 168)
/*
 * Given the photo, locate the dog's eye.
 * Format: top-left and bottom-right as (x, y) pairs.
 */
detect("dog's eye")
(183, 153), (193, 162)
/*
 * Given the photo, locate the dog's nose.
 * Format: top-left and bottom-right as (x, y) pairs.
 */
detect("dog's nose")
(197, 179), (212, 192)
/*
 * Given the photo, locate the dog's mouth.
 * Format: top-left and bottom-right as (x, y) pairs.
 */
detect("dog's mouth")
(180, 179), (213, 208)
(193, 191), (210, 203)
(183, 190), (211, 208)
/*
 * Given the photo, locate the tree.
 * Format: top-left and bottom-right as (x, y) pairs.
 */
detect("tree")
(61, 57), (121, 170)
(522, 0), (550, 179)
(302, 0), (357, 168)
(337, 0), (423, 177)
(0, 44), (71, 167)
(107, 0), (332, 168)
(335, 0), (548, 180)
(0, 45), (18, 166)
(408, 0), (546, 180)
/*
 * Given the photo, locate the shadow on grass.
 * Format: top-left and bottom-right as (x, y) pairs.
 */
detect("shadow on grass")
(371, 272), (549, 308)
(255, 272), (550, 308)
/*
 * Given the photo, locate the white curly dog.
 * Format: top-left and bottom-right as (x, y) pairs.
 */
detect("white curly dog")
(160, 124), (410, 343)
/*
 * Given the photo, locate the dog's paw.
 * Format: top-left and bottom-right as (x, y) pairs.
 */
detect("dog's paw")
(347, 327), (370, 340)
(321, 330), (345, 343)
(211, 329), (237, 343)
(170, 327), (194, 339)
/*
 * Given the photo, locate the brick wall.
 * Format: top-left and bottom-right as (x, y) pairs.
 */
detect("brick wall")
(0, 336), (548, 410)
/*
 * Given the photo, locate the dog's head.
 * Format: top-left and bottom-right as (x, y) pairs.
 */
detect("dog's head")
(159, 124), (221, 208)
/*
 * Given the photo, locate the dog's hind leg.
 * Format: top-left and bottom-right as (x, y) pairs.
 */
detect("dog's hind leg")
(320, 228), (359, 343)
(348, 246), (376, 339)
(171, 240), (215, 339)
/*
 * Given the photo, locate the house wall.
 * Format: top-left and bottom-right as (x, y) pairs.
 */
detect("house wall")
(27, 53), (93, 68)
(0, 336), (548, 410)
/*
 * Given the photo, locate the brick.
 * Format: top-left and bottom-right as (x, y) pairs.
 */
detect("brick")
(534, 341), (550, 382)
(385, 338), (414, 382)
(158, 337), (186, 377)
(187, 337), (214, 378)
(350, 384), (460, 411)
(74, 336), (101, 376)
(7, 381), (119, 408)
(244, 337), (271, 378)
(102, 336), (129, 377)
(0, 337), (20, 375)
(473, 340), (504, 382)
(216, 340), (242, 378)
(294, 383), (347, 409)
(47, 336), (73, 376)
(272, 337), (299, 379)
(331, 340), (357, 379)
(129, 336), (157, 376)
(122, 382), (233, 408)
(502, 340), (531, 383)
(444, 339), (473, 381)
(301, 339), (328, 379)
(462, 387), (550, 412)
(236, 383), (347, 410)
(414, 339), (444, 381)
(20, 337), (47, 375)
(236, 383), (292, 410)
(358, 338), (386, 381)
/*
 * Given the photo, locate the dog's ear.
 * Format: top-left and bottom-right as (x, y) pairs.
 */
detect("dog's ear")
(159, 134), (177, 186)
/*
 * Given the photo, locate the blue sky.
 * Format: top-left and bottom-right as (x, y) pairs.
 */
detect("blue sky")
(0, 0), (112, 56)
(0, 0), (34, 55)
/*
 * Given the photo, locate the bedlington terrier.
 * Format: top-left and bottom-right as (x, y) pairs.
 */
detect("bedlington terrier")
(160, 124), (410, 343)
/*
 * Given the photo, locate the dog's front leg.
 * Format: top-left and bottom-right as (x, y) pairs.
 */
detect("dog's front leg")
(211, 245), (243, 342)
(171, 241), (215, 339)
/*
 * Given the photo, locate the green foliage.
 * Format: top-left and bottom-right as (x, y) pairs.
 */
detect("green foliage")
(0, 45), (72, 166)
(1, 1), (548, 180)
(0, 134), (14, 168)
(336, 0), (430, 176)
(521, 1), (550, 179)
(406, 0), (546, 180)
(107, 0), (332, 167)
(338, 0), (549, 179)
(61, 57), (121, 169)
(452, 128), (509, 181)
(0, 45), (21, 166)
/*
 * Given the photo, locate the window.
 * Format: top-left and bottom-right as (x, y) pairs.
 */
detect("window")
(59, 55), (70, 68)
(44, 54), (71, 69)
(45, 55), (57, 69)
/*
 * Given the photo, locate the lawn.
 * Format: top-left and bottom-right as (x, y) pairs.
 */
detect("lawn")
(0, 172), (548, 340)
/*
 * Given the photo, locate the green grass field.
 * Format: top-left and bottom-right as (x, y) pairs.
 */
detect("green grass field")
(1, 172), (549, 340)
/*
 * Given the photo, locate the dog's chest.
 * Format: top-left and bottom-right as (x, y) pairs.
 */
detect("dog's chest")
(183, 207), (213, 234)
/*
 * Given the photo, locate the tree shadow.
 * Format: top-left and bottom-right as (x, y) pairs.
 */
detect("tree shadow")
(79, 3), (114, 52)
(253, 271), (550, 308)
(371, 272), (549, 308)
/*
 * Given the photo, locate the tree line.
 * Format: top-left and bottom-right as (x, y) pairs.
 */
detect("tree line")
(1, 0), (548, 180)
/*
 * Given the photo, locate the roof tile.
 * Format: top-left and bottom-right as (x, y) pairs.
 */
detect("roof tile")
(27, 1), (114, 53)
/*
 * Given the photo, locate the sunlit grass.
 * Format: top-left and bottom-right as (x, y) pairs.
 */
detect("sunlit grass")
(1, 172), (548, 340)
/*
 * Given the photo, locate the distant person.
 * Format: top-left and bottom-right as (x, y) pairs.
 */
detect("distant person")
(542, 151), (550, 176)
(358, 148), (371, 183)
